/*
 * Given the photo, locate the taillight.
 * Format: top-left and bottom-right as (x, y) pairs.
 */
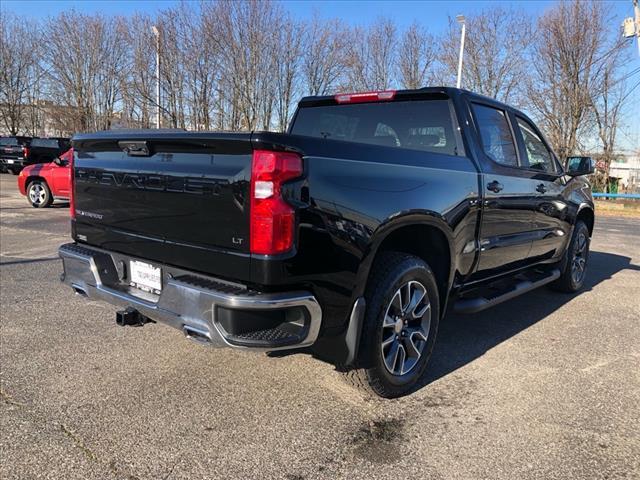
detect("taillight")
(250, 149), (303, 255)
(22, 146), (29, 158)
(69, 149), (75, 219)
(334, 90), (396, 104)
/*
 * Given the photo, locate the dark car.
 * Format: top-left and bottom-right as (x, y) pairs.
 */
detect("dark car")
(0, 136), (70, 174)
(58, 87), (595, 398)
(0, 136), (31, 173)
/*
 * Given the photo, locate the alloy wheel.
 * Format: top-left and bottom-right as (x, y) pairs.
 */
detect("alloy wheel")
(380, 280), (431, 376)
(571, 232), (588, 285)
(29, 183), (46, 206)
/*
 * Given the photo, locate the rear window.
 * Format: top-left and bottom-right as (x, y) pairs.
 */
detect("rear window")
(0, 138), (18, 146)
(31, 138), (60, 148)
(291, 99), (461, 156)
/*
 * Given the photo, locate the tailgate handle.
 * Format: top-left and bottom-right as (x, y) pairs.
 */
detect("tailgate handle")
(118, 141), (151, 157)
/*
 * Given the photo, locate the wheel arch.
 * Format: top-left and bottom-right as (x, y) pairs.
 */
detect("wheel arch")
(354, 212), (455, 317)
(576, 205), (594, 236)
(26, 175), (47, 189)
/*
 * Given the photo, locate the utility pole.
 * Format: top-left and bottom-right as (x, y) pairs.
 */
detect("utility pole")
(635, 0), (640, 56)
(456, 15), (466, 89)
(623, 0), (640, 56)
(151, 26), (161, 129)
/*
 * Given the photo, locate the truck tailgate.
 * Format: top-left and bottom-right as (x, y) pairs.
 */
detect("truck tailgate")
(1, 145), (24, 160)
(72, 132), (253, 281)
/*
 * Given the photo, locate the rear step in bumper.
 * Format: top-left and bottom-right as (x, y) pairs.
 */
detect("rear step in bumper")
(453, 268), (561, 314)
(58, 243), (322, 351)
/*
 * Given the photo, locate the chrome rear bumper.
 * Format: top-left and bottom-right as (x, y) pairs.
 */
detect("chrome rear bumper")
(58, 243), (322, 351)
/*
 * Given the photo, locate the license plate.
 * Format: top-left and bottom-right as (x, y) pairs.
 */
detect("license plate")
(130, 260), (162, 294)
(7, 160), (14, 164)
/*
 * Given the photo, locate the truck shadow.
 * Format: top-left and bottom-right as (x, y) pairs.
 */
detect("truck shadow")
(0, 256), (59, 266)
(422, 250), (640, 387)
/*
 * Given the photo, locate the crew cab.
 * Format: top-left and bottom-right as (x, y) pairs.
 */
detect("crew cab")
(18, 148), (73, 207)
(58, 87), (595, 398)
(1, 136), (71, 174)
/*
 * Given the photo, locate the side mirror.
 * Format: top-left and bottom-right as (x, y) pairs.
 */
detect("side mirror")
(53, 156), (68, 167)
(565, 156), (594, 176)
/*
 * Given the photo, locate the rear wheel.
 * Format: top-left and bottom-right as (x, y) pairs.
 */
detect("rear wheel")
(27, 180), (53, 208)
(10, 168), (20, 175)
(551, 220), (590, 292)
(342, 252), (440, 398)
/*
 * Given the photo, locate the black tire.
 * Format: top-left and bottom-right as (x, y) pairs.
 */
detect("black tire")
(342, 252), (440, 398)
(550, 220), (590, 293)
(10, 168), (20, 175)
(27, 180), (53, 208)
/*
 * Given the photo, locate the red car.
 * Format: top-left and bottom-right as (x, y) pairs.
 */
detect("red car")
(18, 148), (73, 207)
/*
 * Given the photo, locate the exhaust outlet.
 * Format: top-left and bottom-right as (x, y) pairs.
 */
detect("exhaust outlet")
(71, 284), (87, 297)
(183, 325), (212, 345)
(116, 307), (151, 327)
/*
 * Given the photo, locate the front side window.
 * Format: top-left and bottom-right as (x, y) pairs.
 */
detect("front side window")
(472, 104), (518, 167)
(516, 117), (555, 173)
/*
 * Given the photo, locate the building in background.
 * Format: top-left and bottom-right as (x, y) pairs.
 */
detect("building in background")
(609, 150), (640, 193)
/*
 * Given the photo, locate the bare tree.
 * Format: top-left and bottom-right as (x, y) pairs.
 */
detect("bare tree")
(159, 14), (185, 128)
(22, 72), (45, 136)
(121, 14), (158, 129)
(589, 46), (635, 190)
(2, 0), (635, 156)
(44, 12), (127, 132)
(438, 8), (531, 103)
(397, 23), (436, 90)
(302, 16), (348, 96)
(204, 0), (282, 131)
(274, 18), (303, 131)
(346, 18), (397, 91)
(527, 0), (611, 160)
(0, 14), (43, 135)
(184, 6), (220, 130)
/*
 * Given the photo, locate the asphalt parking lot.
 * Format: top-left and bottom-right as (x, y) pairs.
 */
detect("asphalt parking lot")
(1, 173), (639, 480)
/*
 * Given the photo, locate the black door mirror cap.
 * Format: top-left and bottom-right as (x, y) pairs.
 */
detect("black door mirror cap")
(565, 156), (595, 177)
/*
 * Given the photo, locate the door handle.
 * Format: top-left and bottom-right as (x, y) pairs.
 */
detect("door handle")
(536, 183), (547, 193)
(486, 180), (503, 193)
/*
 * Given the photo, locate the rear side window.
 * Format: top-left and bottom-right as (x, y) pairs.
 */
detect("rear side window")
(291, 99), (461, 156)
(31, 138), (60, 148)
(516, 117), (556, 173)
(472, 104), (518, 167)
(0, 137), (18, 146)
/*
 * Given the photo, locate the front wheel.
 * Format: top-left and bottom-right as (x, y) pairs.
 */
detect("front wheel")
(27, 180), (53, 208)
(551, 220), (590, 292)
(342, 252), (440, 398)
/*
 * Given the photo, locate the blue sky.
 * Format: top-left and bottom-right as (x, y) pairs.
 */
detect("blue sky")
(1, 0), (633, 32)
(2, 0), (639, 150)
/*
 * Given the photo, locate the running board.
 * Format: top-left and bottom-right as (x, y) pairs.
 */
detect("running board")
(453, 268), (561, 314)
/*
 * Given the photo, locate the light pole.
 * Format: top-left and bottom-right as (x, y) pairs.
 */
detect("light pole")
(151, 25), (161, 129)
(456, 15), (466, 89)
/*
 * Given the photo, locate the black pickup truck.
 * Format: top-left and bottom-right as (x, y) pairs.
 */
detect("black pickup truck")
(1, 136), (71, 174)
(59, 87), (595, 398)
